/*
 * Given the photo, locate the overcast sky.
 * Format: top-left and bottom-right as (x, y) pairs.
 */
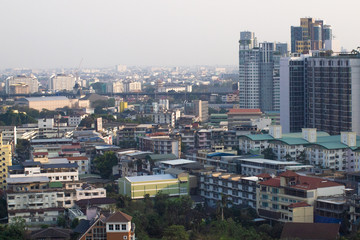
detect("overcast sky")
(0, 0), (358, 69)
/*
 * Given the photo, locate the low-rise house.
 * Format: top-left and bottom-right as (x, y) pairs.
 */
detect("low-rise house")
(76, 211), (135, 240)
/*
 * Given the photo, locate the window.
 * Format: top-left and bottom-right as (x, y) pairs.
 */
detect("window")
(122, 224), (126, 230)
(109, 224), (114, 230)
(115, 224), (120, 230)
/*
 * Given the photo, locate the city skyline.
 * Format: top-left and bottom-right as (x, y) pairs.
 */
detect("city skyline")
(1, 0), (359, 69)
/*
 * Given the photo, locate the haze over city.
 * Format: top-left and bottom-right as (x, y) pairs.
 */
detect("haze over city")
(1, 0), (359, 68)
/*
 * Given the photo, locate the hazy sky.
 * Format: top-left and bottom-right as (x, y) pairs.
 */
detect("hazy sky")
(0, 0), (358, 69)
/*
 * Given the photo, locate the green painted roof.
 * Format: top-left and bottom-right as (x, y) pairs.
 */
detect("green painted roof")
(311, 142), (348, 150)
(241, 134), (274, 141)
(49, 182), (63, 188)
(210, 114), (228, 117)
(242, 132), (360, 149)
(272, 137), (309, 145)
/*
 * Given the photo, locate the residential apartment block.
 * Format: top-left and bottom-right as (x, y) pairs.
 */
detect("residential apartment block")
(0, 134), (12, 190)
(139, 133), (181, 157)
(281, 53), (360, 135)
(200, 172), (260, 208)
(240, 125), (360, 172)
(257, 171), (344, 223)
(49, 74), (76, 92)
(6, 74), (39, 93)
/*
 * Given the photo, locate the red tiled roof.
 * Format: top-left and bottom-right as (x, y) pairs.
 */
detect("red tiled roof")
(288, 201), (311, 208)
(227, 108), (262, 114)
(259, 177), (281, 187)
(256, 173), (272, 179)
(291, 175), (342, 190)
(259, 174), (343, 190)
(106, 211), (132, 223)
(279, 170), (299, 178)
(33, 152), (48, 156)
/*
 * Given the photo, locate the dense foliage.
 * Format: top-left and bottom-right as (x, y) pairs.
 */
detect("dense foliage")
(0, 110), (37, 126)
(15, 139), (31, 162)
(107, 192), (280, 240)
(0, 217), (26, 240)
(93, 151), (118, 179)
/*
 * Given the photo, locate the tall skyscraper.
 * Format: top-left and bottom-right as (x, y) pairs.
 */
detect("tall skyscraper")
(239, 31), (260, 109)
(280, 54), (309, 133)
(194, 100), (209, 122)
(239, 31), (288, 111)
(281, 52), (360, 135)
(291, 17), (331, 54)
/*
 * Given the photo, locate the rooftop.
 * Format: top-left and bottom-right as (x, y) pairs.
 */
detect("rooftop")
(160, 159), (196, 166)
(25, 96), (69, 102)
(6, 176), (50, 184)
(125, 174), (176, 183)
(259, 171), (344, 190)
(227, 108), (262, 114)
(106, 211), (132, 223)
(237, 158), (300, 165)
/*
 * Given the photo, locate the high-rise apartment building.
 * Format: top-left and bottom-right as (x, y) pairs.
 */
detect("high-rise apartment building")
(194, 100), (209, 122)
(306, 55), (360, 135)
(280, 54), (309, 133)
(239, 31), (288, 111)
(291, 17), (332, 54)
(6, 74), (39, 94)
(49, 74), (76, 92)
(280, 52), (360, 135)
(0, 133), (12, 190)
(239, 31), (260, 109)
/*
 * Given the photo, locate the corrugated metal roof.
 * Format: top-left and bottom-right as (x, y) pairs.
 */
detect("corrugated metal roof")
(25, 96), (69, 101)
(125, 174), (176, 183)
(7, 176), (49, 183)
(160, 159), (196, 165)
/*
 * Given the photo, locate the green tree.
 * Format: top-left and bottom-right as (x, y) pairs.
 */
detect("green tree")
(262, 147), (276, 160)
(79, 116), (95, 128)
(71, 218), (79, 229)
(57, 214), (66, 227)
(0, 198), (7, 219)
(217, 194), (229, 221)
(93, 151), (118, 179)
(298, 150), (307, 164)
(107, 98), (115, 107)
(284, 153), (293, 162)
(162, 225), (189, 240)
(15, 139), (30, 162)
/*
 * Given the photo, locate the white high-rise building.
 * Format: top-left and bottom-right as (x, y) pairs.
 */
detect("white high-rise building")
(6, 75), (39, 93)
(124, 82), (142, 92)
(49, 74), (76, 92)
